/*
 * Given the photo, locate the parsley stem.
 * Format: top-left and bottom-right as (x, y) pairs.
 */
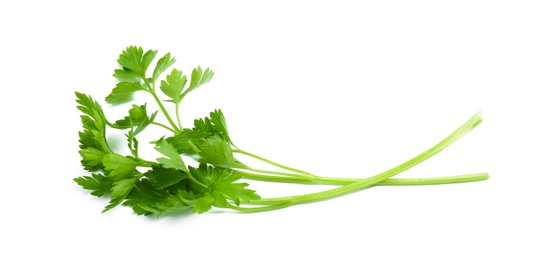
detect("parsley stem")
(186, 172), (208, 189)
(143, 79), (182, 133)
(232, 148), (315, 177)
(226, 202), (293, 213)
(243, 111), (483, 209)
(151, 122), (176, 133)
(239, 166), (315, 180)
(149, 90), (182, 133)
(137, 159), (159, 168)
(234, 169), (489, 186)
(187, 141), (201, 153)
(175, 102), (183, 130)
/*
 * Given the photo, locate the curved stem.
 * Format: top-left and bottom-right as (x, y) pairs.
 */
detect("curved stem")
(175, 102), (183, 130)
(233, 148), (315, 176)
(239, 166), (315, 180)
(242, 111), (483, 209)
(149, 91), (182, 133)
(234, 170), (314, 183)
(142, 78), (181, 133)
(226, 202), (293, 213)
(234, 169), (489, 186)
(151, 122), (176, 133)
(137, 159), (160, 168)
(186, 171), (208, 189)
(187, 140), (201, 153)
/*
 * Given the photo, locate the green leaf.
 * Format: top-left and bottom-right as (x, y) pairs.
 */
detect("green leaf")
(110, 174), (141, 198)
(152, 52), (176, 83)
(76, 92), (107, 133)
(103, 196), (126, 213)
(75, 92), (110, 154)
(193, 195), (212, 214)
(105, 82), (146, 105)
(117, 46), (144, 72)
(209, 109), (230, 142)
(179, 66), (214, 100)
(126, 130), (139, 157)
(123, 180), (195, 216)
(122, 179), (169, 215)
(111, 104), (157, 135)
(145, 166), (187, 189)
(188, 66), (214, 91)
(102, 154), (138, 180)
(214, 179), (259, 206)
(198, 136), (238, 168)
(192, 109), (231, 142)
(116, 46), (158, 78)
(142, 50), (158, 76)
(113, 68), (140, 82)
(101, 170), (142, 212)
(73, 173), (113, 197)
(190, 164), (260, 208)
(160, 69), (187, 104)
(155, 138), (188, 172)
(193, 116), (214, 135)
(79, 147), (106, 171)
(167, 129), (210, 154)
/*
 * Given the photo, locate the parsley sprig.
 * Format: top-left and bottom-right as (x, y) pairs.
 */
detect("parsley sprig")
(74, 46), (488, 216)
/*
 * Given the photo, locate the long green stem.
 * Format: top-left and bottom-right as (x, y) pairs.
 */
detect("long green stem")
(239, 166), (315, 180)
(242, 111), (483, 209)
(234, 169), (489, 186)
(151, 122), (176, 133)
(175, 102), (183, 130)
(233, 148), (315, 177)
(149, 90), (182, 133)
(142, 78), (182, 133)
(226, 202), (293, 213)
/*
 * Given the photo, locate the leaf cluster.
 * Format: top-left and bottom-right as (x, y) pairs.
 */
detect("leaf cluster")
(74, 46), (257, 215)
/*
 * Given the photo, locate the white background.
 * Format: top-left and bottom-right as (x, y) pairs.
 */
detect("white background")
(1, 0), (539, 259)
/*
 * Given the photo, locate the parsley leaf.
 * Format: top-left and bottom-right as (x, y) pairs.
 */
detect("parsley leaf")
(115, 46), (157, 80)
(152, 52), (176, 84)
(145, 166), (187, 189)
(198, 136), (239, 168)
(123, 180), (195, 216)
(209, 109), (230, 142)
(126, 130), (140, 158)
(78, 148), (106, 172)
(102, 154), (138, 180)
(110, 173), (141, 198)
(110, 104), (157, 135)
(160, 68), (187, 104)
(155, 138), (189, 172)
(76, 92), (112, 171)
(193, 195), (213, 214)
(76, 92), (108, 151)
(189, 164), (260, 211)
(193, 109), (231, 142)
(185, 66), (214, 98)
(105, 82), (146, 105)
(167, 128), (210, 154)
(73, 173), (113, 197)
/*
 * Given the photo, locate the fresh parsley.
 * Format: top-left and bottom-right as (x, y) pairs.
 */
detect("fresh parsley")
(74, 46), (488, 216)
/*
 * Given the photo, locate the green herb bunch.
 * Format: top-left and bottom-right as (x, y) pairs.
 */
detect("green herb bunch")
(74, 46), (488, 216)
